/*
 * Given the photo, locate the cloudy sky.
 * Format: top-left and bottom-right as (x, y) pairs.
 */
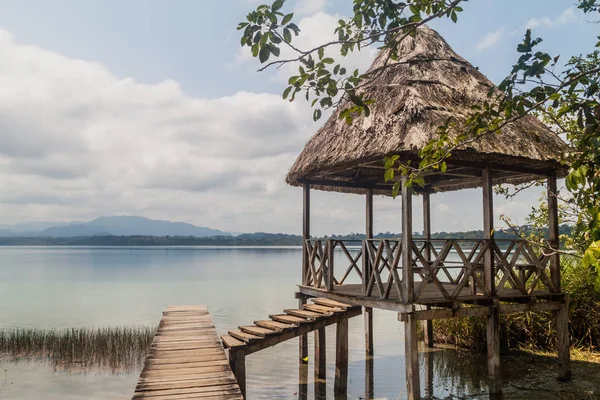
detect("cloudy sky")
(0, 0), (595, 236)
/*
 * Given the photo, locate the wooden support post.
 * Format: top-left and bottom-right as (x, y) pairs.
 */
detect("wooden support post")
(299, 295), (308, 364)
(300, 184), (310, 364)
(298, 359), (308, 400)
(483, 166), (501, 396)
(487, 301), (501, 395)
(314, 327), (326, 380)
(556, 296), (572, 381)
(422, 192), (434, 348)
(404, 311), (420, 400)
(401, 176), (414, 303)
(547, 173), (560, 292)
(482, 165), (495, 297)
(424, 347), (434, 398)
(365, 189), (374, 357)
(365, 355), (374, 399)
(228, 349), (246, 398)
(334, 315), (349, 395)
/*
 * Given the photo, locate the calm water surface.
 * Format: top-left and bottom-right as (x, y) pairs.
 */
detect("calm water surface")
(0, 246), (492, 399)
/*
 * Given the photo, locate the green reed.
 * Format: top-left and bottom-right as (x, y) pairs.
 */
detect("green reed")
(0, 326), (156, 373)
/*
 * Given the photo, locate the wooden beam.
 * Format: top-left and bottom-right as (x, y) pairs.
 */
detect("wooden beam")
(334, 315), (349, 395)
(548, 173), (560, 292)
(298, 178), (392, 192)
(422, 192), (434, 348)
(404, 313), (420, 400)
(298, 296), (308, 363)
(314, 328), (326, 380)
(228, 349), (246, 398)
(487, 300), (502, 395)
(556, 297), (571, 381)
(402, 176), (414, 303)
(365, 188), (374, 357)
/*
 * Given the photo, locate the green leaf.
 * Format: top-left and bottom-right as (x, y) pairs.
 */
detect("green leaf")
(318, 47), (324, 60)
(271, 0), (284, 12)
(259, 44), (270, 63)
(283, 28), (292, 43)
(313, 109), (322, 121)
(283, 86), (292, 99)
(270, 44), (280, 56)
(322, 57), (334, 64)
(451, 10), (457, 23)
(281, 13), (293, 25)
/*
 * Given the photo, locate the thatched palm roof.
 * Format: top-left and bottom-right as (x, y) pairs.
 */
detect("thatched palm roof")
(286, 26), (567, 195)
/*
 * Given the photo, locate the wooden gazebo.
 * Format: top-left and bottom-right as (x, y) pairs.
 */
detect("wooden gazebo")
(287, 26), (570, 399)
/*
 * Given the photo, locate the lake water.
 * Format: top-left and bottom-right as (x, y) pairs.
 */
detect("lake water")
(0, 246), (496, 399)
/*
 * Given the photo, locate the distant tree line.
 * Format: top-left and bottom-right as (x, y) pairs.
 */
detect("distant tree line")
(0, 225), (573, 246)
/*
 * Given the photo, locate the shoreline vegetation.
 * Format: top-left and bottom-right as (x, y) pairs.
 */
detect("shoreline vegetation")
(0, 224), (574, 246)
(0, 326), (155, 373)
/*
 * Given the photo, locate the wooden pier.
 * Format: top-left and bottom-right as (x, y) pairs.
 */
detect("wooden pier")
(133, 305), (243, 400)
(221, 297), (362, 397)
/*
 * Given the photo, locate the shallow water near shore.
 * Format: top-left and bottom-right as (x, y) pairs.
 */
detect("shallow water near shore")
(0, 246), (594, 399)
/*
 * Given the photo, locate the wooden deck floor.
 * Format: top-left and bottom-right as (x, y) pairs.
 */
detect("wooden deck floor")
(299, 283), (563, 312)
(133, 305), (243, 400)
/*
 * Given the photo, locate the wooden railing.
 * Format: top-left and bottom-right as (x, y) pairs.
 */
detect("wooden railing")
(304, 239), (363, 290)
(303, 238), (559, 302)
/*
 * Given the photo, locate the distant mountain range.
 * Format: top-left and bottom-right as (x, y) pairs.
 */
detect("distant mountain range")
(0, 216), (228, 238)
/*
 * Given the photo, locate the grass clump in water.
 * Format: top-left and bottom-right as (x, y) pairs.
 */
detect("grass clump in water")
(0, 326), (156, 374)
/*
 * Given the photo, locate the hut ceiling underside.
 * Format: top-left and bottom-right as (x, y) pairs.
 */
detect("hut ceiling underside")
(296, 155), (560, 196)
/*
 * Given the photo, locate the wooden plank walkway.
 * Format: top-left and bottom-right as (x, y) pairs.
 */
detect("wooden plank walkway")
(133, 305), (243, 400)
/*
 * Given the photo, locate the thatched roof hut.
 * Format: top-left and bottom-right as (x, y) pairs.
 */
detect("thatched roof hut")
(286, 26), (567, 195)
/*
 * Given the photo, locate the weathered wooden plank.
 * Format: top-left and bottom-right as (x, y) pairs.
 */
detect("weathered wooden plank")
(303, 303), (345, 314)
(284, 308), (328, 319)
(311, 298), (351, 309)
(254, 319), (297, 331)
(239, 325), (277, 337)
(270, 314), (312, 324)
(556, 298), (571, 381)
(136, 378), (236, 391)
(221, 335), (246, 349)
(228, 329), (262, 344)
(314, 327), (326, 380)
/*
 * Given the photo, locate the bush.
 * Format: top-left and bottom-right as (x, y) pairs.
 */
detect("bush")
(434, 257), (600, 352)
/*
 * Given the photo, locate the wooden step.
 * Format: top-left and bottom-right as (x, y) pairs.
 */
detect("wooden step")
(239, 325), (277, 338)
(228, 329), (262, 344)
(270, 314), (312, 325)
(220, 335), (246, 349)
(284, 309), (328, 319)
(303, 304), (345, 314)
(254, 319), (297, 331)
(312, 298), (351, 310)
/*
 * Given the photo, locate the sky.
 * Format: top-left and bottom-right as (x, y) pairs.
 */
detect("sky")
(0, 0), (595, 236)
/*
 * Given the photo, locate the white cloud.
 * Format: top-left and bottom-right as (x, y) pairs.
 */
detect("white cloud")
(294, 0), (328, 16)
(525, 7), (579, 30)
(0, 27), (544, 236)
(476, 28), (505, 52)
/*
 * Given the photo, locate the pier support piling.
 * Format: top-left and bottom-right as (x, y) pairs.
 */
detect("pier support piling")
(228, 349), (246, 398)
(486, 301), (501, 396)
(314, 327), (326, 380)
(335, 315), (349, 395)
(404, 311), (420, 400)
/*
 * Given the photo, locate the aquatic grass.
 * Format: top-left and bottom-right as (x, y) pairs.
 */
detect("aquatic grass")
(0, 326), (156, 374)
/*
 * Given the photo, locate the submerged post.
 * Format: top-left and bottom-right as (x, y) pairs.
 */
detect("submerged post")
(314, 327), (326, 380)
(422, 191), (434, 348)
(401, 177), (420, 399)
(300, 183), (310, 364)
(548, 173), (571, 380)
(482, 165), (501, 396)
(334, 315), (349, 395)
(365, 188), (374, 358)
